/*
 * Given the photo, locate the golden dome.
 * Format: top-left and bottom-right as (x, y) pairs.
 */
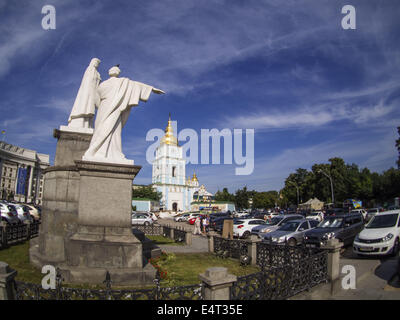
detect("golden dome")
(192, 171), (198, 182)
(160, 114), (178, 146)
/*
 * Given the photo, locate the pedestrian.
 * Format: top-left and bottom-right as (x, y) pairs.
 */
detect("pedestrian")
(193, 216), (201, 235)
(203, 216), (209, 234)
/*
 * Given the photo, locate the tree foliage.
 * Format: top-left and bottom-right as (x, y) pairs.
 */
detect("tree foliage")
(132, 185), (162, 201)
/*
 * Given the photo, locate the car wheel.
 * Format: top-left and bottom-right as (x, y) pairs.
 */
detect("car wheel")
(288, 238), (297, 246)
(144, 221), (150, 226)
(242, 231), (250, 239)
(391, 238), (399, 257)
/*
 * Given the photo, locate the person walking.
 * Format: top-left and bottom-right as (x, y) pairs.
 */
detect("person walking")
(203, 216), (209, 234)
(193, 216), (201, 235)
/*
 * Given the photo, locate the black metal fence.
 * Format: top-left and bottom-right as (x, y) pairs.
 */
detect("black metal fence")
(133, 224), (187, 243)
(211, 236), (329, 300)
(214, 236), (249, 259)
(230, 251), (328, 300)
(14, 270), (203, 300)
(0, 221), (40, 249)
(132, 224), (162, 235)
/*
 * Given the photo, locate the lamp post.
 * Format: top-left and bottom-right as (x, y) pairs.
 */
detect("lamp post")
(287, 181), (300, 207)
(318, 169), (334, 206)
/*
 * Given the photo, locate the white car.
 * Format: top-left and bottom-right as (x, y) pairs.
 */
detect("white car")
(131, 213), (153, 226)
(233, 219), (267, 239)
(14, 204), (34, 223)
(175, 213), (190, 222)
(306, 211), (324, 222)
(350, 209), (367, 220)
(353, 210), (400, 256)
(235, 211), (249, 218)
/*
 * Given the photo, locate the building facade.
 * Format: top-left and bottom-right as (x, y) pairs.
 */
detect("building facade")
(152, 116), (199, 211)
(0, 141), (50, 204)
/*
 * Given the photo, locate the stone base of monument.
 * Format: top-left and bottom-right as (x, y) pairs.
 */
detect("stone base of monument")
(30, 129), (157, 286)
(60, 225), (156, 285)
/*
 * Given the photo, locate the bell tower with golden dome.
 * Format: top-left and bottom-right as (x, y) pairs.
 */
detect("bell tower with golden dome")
(152, 115), (199, 211)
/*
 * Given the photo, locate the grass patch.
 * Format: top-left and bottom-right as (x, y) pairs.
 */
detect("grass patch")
(147, 235), (185, 246)
(153, 252), (260, 287)
(0, 242), (43, 283)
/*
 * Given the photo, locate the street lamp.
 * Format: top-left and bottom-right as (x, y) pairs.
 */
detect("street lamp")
(287, 181), (300, 207)
(318, 169), (334, 206)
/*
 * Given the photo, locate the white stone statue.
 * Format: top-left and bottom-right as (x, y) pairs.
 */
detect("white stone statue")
(61, 58), (101, 133)
(82, 65), (164, 165)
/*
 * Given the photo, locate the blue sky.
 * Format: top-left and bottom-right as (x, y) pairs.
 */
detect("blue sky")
(1, 0), (400, 193)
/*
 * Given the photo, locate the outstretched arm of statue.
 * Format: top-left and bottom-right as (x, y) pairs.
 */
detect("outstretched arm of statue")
(152, 88), (165, 94)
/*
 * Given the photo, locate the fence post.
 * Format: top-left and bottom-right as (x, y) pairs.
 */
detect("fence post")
(185, 231), (192, 246)
(321, 238), (343, 295)
(207, 231), (218, 253)
(247, 235), (261, 265)
(170, 227), (175, 241)
(24, 221), (31, 240)
(0, 222), (8, 248)
(199, 267), (237, 300)
(0, 262), (17, 300)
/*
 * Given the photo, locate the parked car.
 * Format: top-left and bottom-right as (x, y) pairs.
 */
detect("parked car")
(14, 204), (34, 223)
(188, 212), (201, 220)
(234, 211), (248, 218)
(233, 219), (267, 239)
(325, 208), (345, 216)
(353, 210), (400, 257)
(304, 212), (364, 247)
(263, 219), (319, 245)
(131, 213), (153, 225)
(350, 209), (367, 220)
(213, 216), (234, 233)
(251, 214), (304, 238)
(24, 204), (41, 220)
(365, 208), (384, 221)
(0, 202), (20, 225)
(306, 211), (324, 222)
(175, 213), (190, 222)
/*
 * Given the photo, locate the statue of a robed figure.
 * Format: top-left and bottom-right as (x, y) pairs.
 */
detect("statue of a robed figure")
(32, 59), (165, 285)
(64, 59), (164, 164)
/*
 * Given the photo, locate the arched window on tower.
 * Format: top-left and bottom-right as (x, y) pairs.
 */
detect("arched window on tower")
(172, 166), (176, 177)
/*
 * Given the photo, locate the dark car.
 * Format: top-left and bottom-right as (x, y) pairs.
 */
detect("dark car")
(304, 213), (364, 247)
(212, 216), (234, 233)
(325, 208), (345, 216)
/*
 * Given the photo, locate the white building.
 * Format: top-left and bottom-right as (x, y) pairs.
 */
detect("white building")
(0, 141), (50, 204)
(152, 116), (199, 211)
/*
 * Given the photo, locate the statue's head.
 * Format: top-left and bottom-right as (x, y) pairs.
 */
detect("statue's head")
(108, 65), (121, 77)
(90, 58), (101, 68)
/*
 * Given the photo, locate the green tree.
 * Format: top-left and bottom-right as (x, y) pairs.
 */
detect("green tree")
(132, 185), (162, 201)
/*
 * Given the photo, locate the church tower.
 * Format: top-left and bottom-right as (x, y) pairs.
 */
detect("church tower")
(152, 115), (198, 211)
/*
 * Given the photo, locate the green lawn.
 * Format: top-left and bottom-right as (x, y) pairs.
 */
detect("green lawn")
(146, 235), (185, 246)
(0, 241), (259, 289)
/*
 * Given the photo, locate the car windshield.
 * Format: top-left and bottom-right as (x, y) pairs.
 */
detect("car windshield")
(234, 220), (244, 225)
(366, 214), (398, 229)
(265, 217), (283, 225)
(318, 218), (343, 228)
(278, 222), (300, 232)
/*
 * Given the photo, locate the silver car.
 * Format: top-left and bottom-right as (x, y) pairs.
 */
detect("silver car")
(251, 214), (304, 238)
(0, 203), (20, 225)
(263, 219), (319, 245)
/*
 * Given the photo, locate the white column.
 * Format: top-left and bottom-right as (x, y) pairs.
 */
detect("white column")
(27, 165), (34, 202)
(14, 163), (20, 195)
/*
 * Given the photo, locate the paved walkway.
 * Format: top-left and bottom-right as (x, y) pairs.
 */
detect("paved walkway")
(155, 218), (210, 253)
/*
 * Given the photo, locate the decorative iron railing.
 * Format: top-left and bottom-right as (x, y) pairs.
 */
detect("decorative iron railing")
(173, 228), (186, 243)
(132, 224), (162, 235)
(256, 241), (322, 270)
(14, 270), (203, 300)
(214, 237), (249, 259)
(0, 221), (41, 249)
(230, 251), (328, 300)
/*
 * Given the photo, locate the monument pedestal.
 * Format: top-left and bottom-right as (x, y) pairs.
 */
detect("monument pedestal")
(61, 161), (156, 285)
(30, 129), (157, 286)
